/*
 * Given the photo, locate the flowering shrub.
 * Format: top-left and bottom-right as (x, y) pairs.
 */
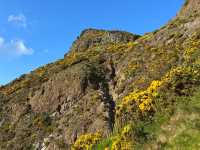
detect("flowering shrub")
(162, 66), (200, 84)
(105, 42), (137, 54)
(60, 49), (100, 68)
(111, 124), (133, 150)
(161, 65), (200, 96)
(116, 63), (200, 118)
(183, 39), (200, 61)
(73, 132), (102, 150)
(116, 80), (162, 116)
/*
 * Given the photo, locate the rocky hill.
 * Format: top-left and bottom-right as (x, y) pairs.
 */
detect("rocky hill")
(1, 0), (200, 149)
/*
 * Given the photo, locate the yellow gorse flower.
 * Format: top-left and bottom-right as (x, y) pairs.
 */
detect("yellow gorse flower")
(116, 80), (162, 116)
(111, 125), (133, 150)
(73, 132), (102, 150)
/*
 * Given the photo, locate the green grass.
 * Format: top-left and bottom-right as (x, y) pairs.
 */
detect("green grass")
(92, 138), (112, 150)
(132, 90), (200, 149)
(163, 91), (200, 149)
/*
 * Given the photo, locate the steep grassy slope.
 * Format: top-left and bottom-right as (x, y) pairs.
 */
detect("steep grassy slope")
(1, 0), (200, 149)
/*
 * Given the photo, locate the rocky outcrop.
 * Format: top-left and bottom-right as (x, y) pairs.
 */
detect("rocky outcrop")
(68, 29), (140, 53)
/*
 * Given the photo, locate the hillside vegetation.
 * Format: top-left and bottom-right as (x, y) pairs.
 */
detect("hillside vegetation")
(1, 0), (200, 149)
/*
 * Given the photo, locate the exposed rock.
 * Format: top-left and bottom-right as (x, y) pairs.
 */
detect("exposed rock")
(67, 28), (141, 53)
(178, 0), (200, 17)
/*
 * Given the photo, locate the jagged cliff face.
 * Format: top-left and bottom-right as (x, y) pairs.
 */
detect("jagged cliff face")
(1, 0), (200, 149)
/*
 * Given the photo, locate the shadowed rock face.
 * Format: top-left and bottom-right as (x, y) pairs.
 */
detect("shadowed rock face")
(1, 1), (200, 149)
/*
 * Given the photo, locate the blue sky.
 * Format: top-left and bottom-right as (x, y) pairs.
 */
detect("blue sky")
(0, 0), (184, 85)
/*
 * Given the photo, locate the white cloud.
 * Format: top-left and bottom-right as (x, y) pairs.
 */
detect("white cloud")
(13, 40), (33, 55)
(8, 13), (27, 28)
(0, 37), (5, 47)
(0, 37), (34, 56)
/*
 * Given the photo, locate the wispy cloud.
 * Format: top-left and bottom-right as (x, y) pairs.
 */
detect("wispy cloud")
(8, 13), (27, 28)
(0, 37), (5, 47)
(0, 36), (34, 56)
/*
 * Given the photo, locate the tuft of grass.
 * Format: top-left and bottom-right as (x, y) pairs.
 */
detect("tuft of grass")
(92, 138), (113, 150)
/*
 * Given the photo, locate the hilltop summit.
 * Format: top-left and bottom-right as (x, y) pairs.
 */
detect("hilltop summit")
(68, 28), (140, 53)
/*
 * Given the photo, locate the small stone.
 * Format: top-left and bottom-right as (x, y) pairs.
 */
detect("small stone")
(158, 134), (167, 144)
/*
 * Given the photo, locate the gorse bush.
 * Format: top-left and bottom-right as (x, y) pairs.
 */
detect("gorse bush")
(72, 132), (102, 150)
(116, 80), (162, 117)
(110, 124), (134, 150)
